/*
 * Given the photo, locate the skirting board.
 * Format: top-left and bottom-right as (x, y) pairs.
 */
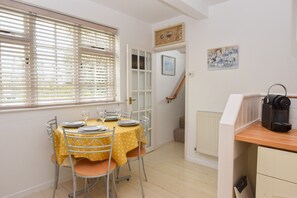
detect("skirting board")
(185, 154), (218, 170)
(2, 176), (72, 198)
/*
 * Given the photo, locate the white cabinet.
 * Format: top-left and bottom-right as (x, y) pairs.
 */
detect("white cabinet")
(256, 146), (297, 197)
(256, 174), (297, 197)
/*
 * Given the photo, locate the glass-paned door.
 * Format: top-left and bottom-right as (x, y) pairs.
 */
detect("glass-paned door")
(127, 45), (153, 151)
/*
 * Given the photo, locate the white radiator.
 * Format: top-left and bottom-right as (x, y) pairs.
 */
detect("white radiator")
(196, 111), (222, 157)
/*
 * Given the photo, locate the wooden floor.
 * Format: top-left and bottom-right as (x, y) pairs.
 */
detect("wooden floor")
(25, 142), (217, 198)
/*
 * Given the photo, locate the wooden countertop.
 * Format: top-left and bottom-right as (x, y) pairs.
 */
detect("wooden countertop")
(235, 122), (297, 152)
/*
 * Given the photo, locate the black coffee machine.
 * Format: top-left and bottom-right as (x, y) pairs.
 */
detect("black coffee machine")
(261, 83), (292, 132)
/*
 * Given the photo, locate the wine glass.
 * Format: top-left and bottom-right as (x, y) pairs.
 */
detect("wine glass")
(115, 107), (121, 120)
(98, 110), (107, 125)
(96, 107), (104, 120)
(81, 110), (89, 126)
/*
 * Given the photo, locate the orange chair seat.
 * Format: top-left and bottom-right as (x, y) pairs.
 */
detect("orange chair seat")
(51, 154), (55, 163)
(74, 158), (117, 177)
(126, 147), (146, 158)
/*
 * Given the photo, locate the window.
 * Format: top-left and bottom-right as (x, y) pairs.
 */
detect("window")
(0, 4), (117, 109)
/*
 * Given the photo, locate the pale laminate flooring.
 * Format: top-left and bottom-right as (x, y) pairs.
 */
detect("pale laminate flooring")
(25, 142), (217, 198)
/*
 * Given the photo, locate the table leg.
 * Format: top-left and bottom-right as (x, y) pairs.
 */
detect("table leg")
(115, 166), (131, 183)
(68, 178), (100, 198)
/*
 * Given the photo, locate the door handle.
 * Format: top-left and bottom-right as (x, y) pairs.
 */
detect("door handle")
(128, 97), (136, 104)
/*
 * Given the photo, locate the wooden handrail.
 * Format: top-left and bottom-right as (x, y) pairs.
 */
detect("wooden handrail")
(166, 74), (185, 103)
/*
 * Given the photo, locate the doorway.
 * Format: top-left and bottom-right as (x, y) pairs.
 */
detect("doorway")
(155, 47), (186, 148)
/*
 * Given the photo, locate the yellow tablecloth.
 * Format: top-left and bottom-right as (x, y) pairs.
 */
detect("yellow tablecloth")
(54, 119), (145, 166)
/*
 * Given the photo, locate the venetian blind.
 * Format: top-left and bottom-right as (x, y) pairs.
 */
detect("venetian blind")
(0, 5), (116, 109)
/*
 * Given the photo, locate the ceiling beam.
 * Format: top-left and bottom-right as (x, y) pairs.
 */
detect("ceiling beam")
(160, 0), (209, 20)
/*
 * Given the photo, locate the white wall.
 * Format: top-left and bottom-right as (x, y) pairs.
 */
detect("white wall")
(154, 0), (297, 168)
(187, 0), (297, 168)
(0, 0), (152, 197)
(155, 50), (185, 146)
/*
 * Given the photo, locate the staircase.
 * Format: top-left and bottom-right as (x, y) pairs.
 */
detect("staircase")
(166, 74), (185, 103)
(173, 115), (185, 143)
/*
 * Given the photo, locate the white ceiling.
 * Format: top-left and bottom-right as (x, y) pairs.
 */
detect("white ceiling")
(90, 0), (229, 24)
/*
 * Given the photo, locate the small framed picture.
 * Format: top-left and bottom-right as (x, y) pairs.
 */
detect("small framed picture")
(162, 55), (175, 76)
(207, 45), (239, 70)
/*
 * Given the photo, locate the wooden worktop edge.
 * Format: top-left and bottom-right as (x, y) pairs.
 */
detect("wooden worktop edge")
(235, 122), (297, 152)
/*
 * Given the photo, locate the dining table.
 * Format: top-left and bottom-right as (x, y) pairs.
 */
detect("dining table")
(54, 118), (145, 167)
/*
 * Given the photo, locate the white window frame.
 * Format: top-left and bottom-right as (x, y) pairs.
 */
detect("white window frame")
(0, 1), (117, 110)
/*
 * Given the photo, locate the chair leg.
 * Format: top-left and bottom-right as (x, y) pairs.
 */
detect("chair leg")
(84, 178), (88, 198)
(127, 160), (131, 171)
(106, 174), (110, 198)
(138, 158), (145, 198)
(112, 172), (118, 198)
(72, 175), (77, 198)
(141, 157), (148, 182)
(52, 187), (56, 198)
(116, 166), (120, 179)
(52, 163), (59, 198)
(54, 163), (59, 189)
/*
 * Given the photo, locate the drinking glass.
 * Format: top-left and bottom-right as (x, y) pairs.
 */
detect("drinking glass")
(115, 108), (121, 120)
(98, 110), (107, 125)
(81, 110), (89, 125)
(96, 107), (103, 120)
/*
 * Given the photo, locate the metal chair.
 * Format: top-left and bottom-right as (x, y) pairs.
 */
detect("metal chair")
(45, 116), (59, 198)
(105, 110), (131, 121)
(63, 127), (117, 198)
(126, 116), (149, 198)
(120, 111), (132, 119)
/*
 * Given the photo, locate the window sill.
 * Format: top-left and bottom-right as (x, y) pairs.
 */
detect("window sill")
(0, 101), (125, 114)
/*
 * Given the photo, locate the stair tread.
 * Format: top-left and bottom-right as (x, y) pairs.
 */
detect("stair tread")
(173, 128), (185, 143)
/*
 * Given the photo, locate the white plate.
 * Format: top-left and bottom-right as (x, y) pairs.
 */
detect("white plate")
(78, 126), (107, 132)
(118, 120), (139, 126)
(62, 121), (85, 128)
(105, 116), (118, 121)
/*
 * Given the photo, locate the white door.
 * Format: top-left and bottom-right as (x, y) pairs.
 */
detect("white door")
(126, 45), (153, 151)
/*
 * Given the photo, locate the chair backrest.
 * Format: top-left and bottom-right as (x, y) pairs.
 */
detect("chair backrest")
(106, 110), (131, 119)
(121, 111), (132, 119)
(138, 116), (150, 144)
(106, 111), (117, 116)
(46, 116), (58, 143)
(62, 127), (115, 170)
(45, 116), (58, 162)
(140, 116), (150, 130)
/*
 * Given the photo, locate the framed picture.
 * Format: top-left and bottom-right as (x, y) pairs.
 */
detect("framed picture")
(207, 45), (239, 70)
(162, 55), (175, 76)
(155, 23), (185, 48)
